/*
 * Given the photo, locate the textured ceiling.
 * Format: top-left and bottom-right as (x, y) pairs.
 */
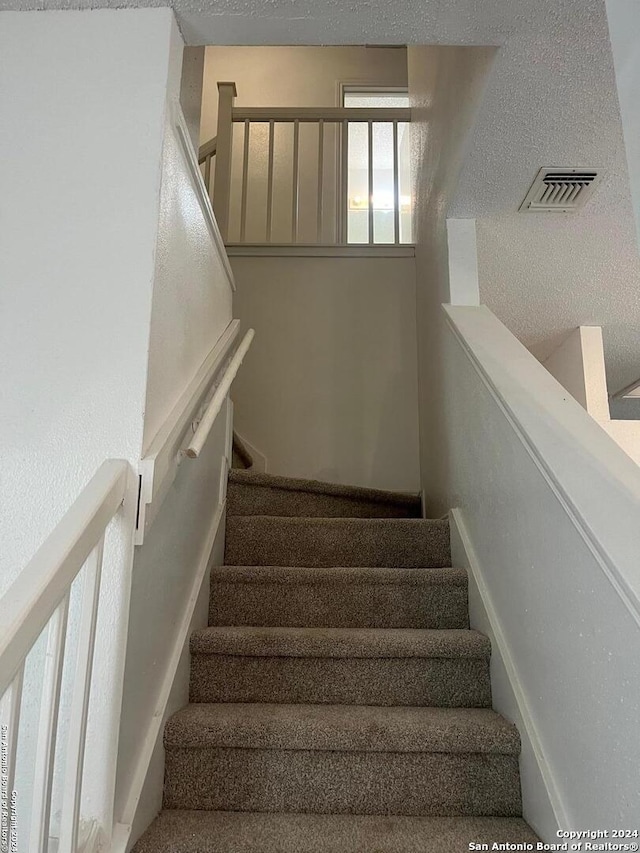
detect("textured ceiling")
(3, 0), (638, 393)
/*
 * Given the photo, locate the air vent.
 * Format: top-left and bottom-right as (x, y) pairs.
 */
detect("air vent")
(519, 168), (603, 212)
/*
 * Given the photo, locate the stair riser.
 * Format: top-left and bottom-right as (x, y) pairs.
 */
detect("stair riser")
(228, 482), (421, 518)
(190, 656), (491, 707)
(210, 582), (469, 628)
(225, 519), (451, 568)
(164, 749), (521, 816)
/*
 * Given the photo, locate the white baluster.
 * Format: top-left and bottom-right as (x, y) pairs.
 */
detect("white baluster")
(30, 595), (70, 853)
(58, 539), (104, 853)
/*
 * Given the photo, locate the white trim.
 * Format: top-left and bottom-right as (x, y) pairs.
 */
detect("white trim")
(340, 83), (409, 101)
(234, 431), (268, 473)
(446, 218), (480, 306)
(443, 305), (640, 628)
(111, 499), (227, 853)
(170, 100), (236, 292)
(450, 508), (566, 834)
(226, 244), (415, 258)
(136, 321), (240, 544)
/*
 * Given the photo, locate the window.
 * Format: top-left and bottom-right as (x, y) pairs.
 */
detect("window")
(343, 89), (412, 244)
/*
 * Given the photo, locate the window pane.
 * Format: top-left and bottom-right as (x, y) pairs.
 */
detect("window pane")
(347, 122), (369, 244)
(343, 90), (412, 244)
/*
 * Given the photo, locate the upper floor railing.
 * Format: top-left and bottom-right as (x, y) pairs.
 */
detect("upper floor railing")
(201, 82), (413, 247)
(0, 460), (129, 853)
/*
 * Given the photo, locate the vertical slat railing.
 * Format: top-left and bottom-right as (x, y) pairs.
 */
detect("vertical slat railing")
(217, 102), (411, 246)
(291, 119), (300, 244)
(58, 537), (105, 853)
(198, 137), (217, 202)
(393, 121), (400, 246)
(0, 460), (127, 853)
(30, 594), (70, 851)
(266, 119), (275, 242)
(239, 120), (250, 243)
(367, 120), (374, 245)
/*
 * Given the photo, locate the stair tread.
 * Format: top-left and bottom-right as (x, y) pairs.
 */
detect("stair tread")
(225, 516), (451, 568)
(229, 515), (443, 526)
(133, 811), (538, 852)
(229, 469), (421, 507)
(165, 703), (520, 754)
(210, 565), (468, 586)
(190, 626), (490, 658)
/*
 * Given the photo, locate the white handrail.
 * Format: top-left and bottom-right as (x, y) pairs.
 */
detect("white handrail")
(136, 319), (241, 544)
(0, 459), (128, 850)
(0, 460), (127, 695)
(186, 329), (255, 458)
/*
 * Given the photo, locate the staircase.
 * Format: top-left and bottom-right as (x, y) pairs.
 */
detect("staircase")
(133, 471), (538, 852)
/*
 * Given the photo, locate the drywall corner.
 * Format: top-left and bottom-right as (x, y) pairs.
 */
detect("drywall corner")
(446, 218), (480, 306)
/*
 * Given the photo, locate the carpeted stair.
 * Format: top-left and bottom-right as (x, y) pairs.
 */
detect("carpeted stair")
(133, 471), (538, 852)
(228, 469), (422, 518)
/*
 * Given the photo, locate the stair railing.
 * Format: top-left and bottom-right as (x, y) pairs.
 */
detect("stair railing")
(0, 460), (129, 853)
(198, 134), (217, 200)
(204, 81), (411, 246)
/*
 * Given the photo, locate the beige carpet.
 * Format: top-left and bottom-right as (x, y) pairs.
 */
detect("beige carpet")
(132, 471), (538, 852)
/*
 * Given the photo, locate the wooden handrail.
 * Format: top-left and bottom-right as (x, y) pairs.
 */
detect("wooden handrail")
(232, 106), (411, 123)
(198, 135), (217, 164)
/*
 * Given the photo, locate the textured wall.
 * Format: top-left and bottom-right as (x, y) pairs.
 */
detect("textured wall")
(143, 105), (233, 452)
(0, 7), (176, 839)
(443, 306), (640, 833)
(408, 45), (496, 509)
(13, 0), (636, 397)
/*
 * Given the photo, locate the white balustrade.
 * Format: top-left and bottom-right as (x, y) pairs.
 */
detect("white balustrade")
(202, 82), (411, 246)
(0, 460), (128, 852)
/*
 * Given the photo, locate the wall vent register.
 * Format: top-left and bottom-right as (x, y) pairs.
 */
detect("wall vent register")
(519, 167), (602, 212)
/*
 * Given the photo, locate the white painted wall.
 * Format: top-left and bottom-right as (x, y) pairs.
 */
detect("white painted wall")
(0, 9), (234, 846)
(200, 46), (408, 144)
(605, 0), (640, 252)
(179, 47), (205, 152)
(543, 326), (640, 466)
(0, 9), (178, 842)
(115, 23), (236, 849)
(442, 304), (640, 835)
(408, 45), (497, 509)
(115, 404), (230, 851)
(10, 0), (640, 401)
(231, 256), (421, 492)
(446, 219), (480, 307)
(142, 100), (233, 452)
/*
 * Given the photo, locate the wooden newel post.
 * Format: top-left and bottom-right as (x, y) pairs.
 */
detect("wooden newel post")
(213, 81), (237, 242)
